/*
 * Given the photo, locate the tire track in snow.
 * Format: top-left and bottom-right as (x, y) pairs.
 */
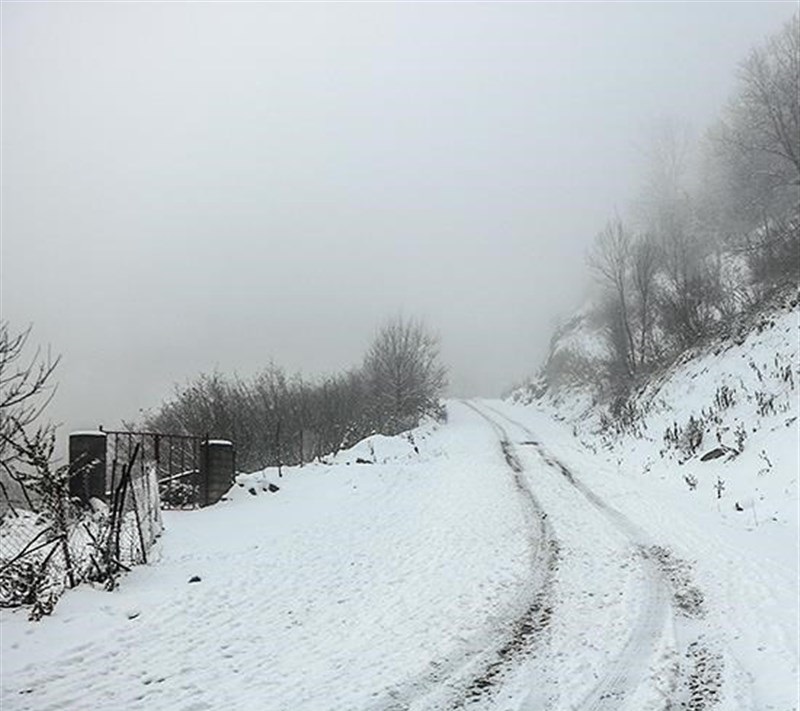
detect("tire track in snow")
(482, 403), (723, 711)
(472, 403), (671, 709)
(365, 402), (559, 711)
(453, 402), (560, 708)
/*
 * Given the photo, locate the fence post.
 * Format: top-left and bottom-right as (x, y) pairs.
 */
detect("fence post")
(199, 439), (235, 507)
(68, 431), (107, 506)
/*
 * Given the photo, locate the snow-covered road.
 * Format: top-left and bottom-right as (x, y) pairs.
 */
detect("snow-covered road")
(475, 402), (709, 710)
(484, 399), (797, 711)
(1, 400), (796, 710)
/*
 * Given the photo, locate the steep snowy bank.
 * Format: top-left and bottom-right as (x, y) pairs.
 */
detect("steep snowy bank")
(516, 291), (799, 529)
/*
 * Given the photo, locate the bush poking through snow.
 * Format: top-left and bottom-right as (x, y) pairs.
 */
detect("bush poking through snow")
(664, 416), (705, 461)
(757, 450), (772, 476)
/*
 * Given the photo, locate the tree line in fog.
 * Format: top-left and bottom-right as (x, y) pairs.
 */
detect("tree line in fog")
(137, 316), (447, 472)
(540, 15), (799, 405)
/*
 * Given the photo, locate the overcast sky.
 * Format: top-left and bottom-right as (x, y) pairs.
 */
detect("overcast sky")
(2, 1), (796, 435)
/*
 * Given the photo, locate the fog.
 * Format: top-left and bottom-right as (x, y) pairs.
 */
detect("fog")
(1, 2), (795, 434)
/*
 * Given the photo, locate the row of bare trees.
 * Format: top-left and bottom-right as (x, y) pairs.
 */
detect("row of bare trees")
(140, 317), (447, 473)
(577, 15), (799, 400)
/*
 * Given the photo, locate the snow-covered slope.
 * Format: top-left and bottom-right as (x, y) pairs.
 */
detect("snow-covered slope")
(517, 293), (799, 536)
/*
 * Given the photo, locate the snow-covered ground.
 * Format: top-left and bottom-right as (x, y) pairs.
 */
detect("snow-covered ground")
(2, 313), (798, 710)
(1, 408), (540, 710)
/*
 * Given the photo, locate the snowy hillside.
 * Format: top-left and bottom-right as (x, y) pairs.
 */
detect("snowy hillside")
(515, 290), (799, 535)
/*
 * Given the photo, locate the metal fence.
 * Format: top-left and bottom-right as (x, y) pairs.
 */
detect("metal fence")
(0, 436), (163, 618)
(101, 429), (209, 509)
(0, 428), (234, 617)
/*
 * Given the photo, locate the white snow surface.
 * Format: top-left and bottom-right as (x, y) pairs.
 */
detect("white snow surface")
(2, 411), (536, 710)
(486, 398), (798, 711)
(2, 327), (798, 711)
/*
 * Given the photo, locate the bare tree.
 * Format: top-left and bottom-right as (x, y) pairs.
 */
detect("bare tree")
(0, 323), (61, 511)
(630, 235), (660, 369)
(632, 119), (721, 351)
(598, 296), (637, 394)
(720, 15), (799, 185)
(588, 219), (637, 378)
(708, 14), (800, 239)
(634, 118), (696, 252)
(363, 317), (447, 435)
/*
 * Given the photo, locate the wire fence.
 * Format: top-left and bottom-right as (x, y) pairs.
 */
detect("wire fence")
(102, 429), (206, 510)
(0, 442), (162, 619)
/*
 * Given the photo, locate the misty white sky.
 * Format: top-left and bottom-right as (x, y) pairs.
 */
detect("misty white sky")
(1, 1), (796, 435)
